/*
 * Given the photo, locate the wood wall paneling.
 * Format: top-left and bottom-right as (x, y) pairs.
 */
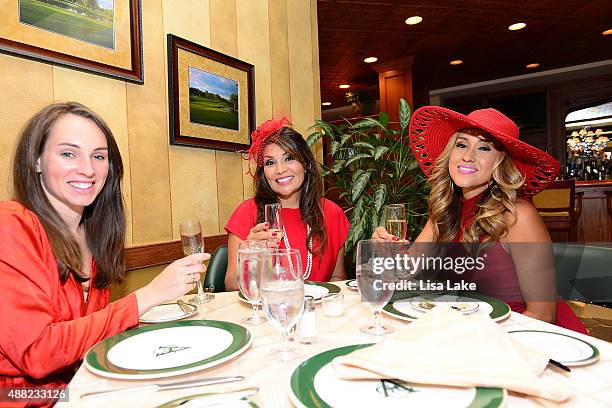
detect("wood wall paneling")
(268, 0), (291, 118)
(0, 55), (53, 201)
(162, 0), (211, 46)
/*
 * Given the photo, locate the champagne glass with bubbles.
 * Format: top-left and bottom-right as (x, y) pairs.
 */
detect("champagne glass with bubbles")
(237, 240), (269, 325)
(385, 204), (408, 241)
(357, 240), (398, 336)
(180, 220), (213, 305)
(264, 203), (284, 243)
(261, 248), (305, 362)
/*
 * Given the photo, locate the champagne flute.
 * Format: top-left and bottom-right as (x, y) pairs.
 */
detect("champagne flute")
(237, 240), (269, 325)
(385, 204), (408, 241)
(180, 220), (213, 305)
(264, 203), (284, 243)
(356, 239), (397, 336)
(260, 248), (305, 362)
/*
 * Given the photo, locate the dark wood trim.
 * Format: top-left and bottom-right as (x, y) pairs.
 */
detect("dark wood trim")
(125, 234), (228, 271)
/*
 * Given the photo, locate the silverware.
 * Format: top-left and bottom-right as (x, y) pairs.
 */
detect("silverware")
(177, 299), (194, 314)
(80, 375), (244, 400)
(549, 359), (571, 372)
(178, 386), (258, 407)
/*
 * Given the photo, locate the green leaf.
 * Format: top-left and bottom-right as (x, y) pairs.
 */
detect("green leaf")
(331, 140), (340, 156)
(379, 111), (389, 128)
(352, 117), (385, 130)
(306, 131), (323, 146)
(399, 98), (411, 131)
(374, 184), (387, 212)
(373, 146), (389, 160)
(345, 153), (372, 167)
(352, 141), (375, 152)
(352, 195), (366, 222)
(331, 159), (346, 173)
(351, 171), (371, 202)
(340, 133), (352, 147)
(310, 119), (334, 138)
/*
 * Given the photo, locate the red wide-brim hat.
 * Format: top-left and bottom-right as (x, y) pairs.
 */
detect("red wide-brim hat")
(409, 106), (560, 196)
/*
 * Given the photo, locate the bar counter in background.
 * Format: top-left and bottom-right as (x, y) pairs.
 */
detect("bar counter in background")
(575, 180), (612, 243)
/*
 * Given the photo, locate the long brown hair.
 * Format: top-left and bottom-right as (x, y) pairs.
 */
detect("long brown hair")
(254, 127), (327, 256)
(13, 102), (126, 288)
(428, 130), (525, 243)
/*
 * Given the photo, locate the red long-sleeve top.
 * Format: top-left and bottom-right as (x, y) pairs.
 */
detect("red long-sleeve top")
(0, 201), (139, 406)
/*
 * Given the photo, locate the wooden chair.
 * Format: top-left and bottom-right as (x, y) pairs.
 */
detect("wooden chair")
(532, 179), (583, 242)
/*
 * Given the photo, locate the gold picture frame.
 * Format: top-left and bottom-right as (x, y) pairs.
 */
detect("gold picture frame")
(167, 34), (254, 150)
(0, 0), (143, 83)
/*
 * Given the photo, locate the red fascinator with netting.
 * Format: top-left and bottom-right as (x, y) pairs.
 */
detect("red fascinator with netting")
(245, 117), (292, 177)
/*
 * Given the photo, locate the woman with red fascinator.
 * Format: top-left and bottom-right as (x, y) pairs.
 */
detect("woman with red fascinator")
(224, 118), (350, 290)
(374, 106), (587, 333)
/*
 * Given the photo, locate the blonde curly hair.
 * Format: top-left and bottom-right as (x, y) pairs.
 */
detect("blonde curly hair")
(428, 129), (525, 243)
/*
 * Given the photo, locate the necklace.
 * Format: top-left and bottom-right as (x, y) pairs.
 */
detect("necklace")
(282, 224), (313, 279)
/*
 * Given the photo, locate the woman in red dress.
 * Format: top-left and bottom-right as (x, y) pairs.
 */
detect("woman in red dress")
(225, 118), (350, 290)
(0, 102), (209, 402)
(374, 106), (586, 333)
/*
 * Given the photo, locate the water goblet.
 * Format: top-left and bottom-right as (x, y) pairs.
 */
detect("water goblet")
(356, 239), (400, 336)
(260, 248), (305, 362)
(385, 204), (408, 241)
(180, 220), (213, 305)
(237, 242), (269, 326)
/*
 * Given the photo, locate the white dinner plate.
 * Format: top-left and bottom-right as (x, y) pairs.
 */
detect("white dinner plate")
(409, 295), (479, 314)
(139, 303), (198, 323)
(508, 330), (600, 366)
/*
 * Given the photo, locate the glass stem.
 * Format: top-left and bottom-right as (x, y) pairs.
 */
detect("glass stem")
(374, 310), (381, 332)
(196, 280), (204, 298)
(280, 330), (289, 354)
(251, 303), (259, 319)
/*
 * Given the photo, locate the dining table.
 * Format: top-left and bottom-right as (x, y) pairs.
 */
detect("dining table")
(59, 281), (612, 407)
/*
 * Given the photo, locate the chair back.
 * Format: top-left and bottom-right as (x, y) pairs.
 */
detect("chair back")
(205, 244), (227, 292)
(532, 179), (575, 217)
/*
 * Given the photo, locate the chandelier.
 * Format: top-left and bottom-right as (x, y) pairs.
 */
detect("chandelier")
(566, 127), (609, 155)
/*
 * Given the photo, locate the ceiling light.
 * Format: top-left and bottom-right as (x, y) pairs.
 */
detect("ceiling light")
(322, 102), (331, 106)
(526, 63), (540, 68)
(450, 59), (463, 65)
(364, 57), (378, 63)
(405, 16), (423, 25)
(603, 28), (612, 36)
(508, 22), (526, 31)
(339, 84), (350, 89)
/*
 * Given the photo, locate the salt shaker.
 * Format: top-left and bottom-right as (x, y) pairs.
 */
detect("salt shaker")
(299, 295), (316, 344)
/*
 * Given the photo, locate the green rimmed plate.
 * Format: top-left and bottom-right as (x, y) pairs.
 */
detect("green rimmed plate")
(156, 390), (259, 408)
(289, 344), (506, 408)
(85, 320), (252, 379)
(139, 302), (198, 324)
(383, 293), (511, 323)
(238, 281), (340, 303)
(508, 330), (600, 366)
(345, 279), (358, 290)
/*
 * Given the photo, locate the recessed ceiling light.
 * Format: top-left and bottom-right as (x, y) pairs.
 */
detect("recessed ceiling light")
(405, 16), (423, 25)
(322, 102), (332, 106)
(364, 57), (378, 63)
(603, 28), (612, 35)
(339, 84), (350, 89)
(526, 63), (540, 68)
(508, 22), (526, 31)
(450, 59), (463, 65)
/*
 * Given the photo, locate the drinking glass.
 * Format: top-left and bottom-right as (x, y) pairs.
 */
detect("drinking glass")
(356, 239), (399, 336)
(180, 220), (213, 305)
(260, 248), (305, 362)
(264, 203), (284, 243)
(237, 241), (269, 325)
(385, 204), (408, 241)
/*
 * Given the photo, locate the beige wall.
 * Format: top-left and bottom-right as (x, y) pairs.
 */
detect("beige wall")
(0, 0), (321, 245)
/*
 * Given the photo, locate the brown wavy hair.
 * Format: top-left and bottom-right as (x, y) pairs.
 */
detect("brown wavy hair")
(13, 102), (126, 288)
(428, 129), (525, 243)
(254, 127), (327, 256)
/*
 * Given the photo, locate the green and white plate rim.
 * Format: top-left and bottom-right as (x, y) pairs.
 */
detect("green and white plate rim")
(382, 293), (511, 322)
(508, 330), (600, 366)
(345, 279), (358, 290)
(139, 302), (198, 324)
(289, 344), (506, 408)
(238, 281), (340, 303)
(155, 393), (258, 407)
(84, 320), (252, 379)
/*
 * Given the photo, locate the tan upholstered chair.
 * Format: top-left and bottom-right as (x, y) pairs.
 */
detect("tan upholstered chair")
(532, 179), (583, 241)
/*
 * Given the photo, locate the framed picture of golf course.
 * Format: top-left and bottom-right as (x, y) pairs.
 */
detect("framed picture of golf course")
(0, 0), (143, 83)
(167, 34), (255, 151)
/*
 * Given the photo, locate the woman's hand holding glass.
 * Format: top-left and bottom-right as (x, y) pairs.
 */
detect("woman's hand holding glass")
(246, 222), (280, 246)
(237, 240), (269, 325)
(180, 220), (214, 305)
(135, 252), (210, 316)
(264, 203), (284, 246)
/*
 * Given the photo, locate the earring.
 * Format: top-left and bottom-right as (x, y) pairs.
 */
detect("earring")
(489, 182), (502, 201)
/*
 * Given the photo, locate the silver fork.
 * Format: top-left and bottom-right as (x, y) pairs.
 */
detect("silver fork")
(262, 385), (286, 408)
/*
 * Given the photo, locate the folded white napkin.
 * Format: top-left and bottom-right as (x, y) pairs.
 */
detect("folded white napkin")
(333, 307), (571, 402)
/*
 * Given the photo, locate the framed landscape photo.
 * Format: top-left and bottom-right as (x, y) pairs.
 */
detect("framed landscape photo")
(167, 34), (254, 151)
(0, 0), (143, 83)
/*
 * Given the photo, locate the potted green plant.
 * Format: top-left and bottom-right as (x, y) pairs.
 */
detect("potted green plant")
(307, 98), (430, 259)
